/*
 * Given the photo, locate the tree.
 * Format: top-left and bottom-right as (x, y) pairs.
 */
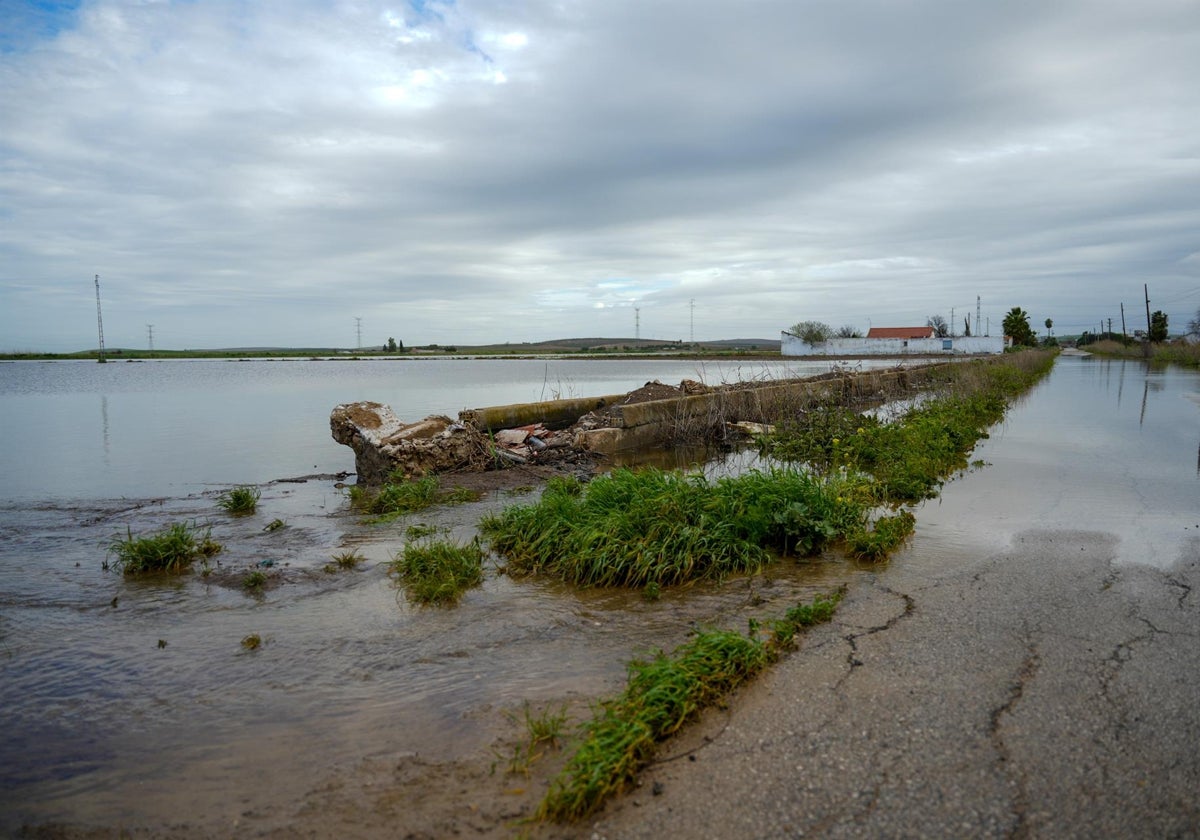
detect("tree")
(1188, 307), (1200, 337)
(1002, 307), (1037, 347)
(1044, 318), (1053, 338)
(789, 321), (833, 344)
(836, 324), (862, 338)
(386, 337), (398, 352)
(1149, 310), (1168, 342)
(927, 315), (949, 338)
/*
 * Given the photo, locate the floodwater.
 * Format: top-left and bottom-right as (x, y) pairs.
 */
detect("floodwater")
(0, 352), (1196, 833)
(0, 355), (894, 503)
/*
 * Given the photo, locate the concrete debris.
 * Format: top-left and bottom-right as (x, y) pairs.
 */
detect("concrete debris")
(330, 401), (487, 485)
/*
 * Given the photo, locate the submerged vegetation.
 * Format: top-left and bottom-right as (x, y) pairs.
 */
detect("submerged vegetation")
(539, 591), (842, 821)
(391, 538), (486, 605)
(350, 475), (482, 519)
(107, 522), (222, 575)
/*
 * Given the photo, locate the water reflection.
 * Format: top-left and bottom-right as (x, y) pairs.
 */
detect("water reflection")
(100, 394), (110, 464)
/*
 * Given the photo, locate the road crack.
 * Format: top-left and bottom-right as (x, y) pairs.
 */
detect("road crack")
(989, 637), (1040, 840)
(840, 581), (915, 676)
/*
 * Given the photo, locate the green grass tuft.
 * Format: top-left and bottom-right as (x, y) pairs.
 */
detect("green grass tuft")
(216, 485), (260, 515)
(391, 538), (485, 605)
(108, 522), (222, 575)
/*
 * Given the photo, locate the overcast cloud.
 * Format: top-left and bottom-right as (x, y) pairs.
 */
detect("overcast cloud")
(2, 0), (1198, 351)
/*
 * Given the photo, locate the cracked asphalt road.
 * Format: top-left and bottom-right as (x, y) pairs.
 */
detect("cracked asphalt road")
(582, 529), (1200, 839)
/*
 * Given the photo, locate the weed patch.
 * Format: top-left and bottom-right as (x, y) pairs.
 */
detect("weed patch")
(352, 476), (482, 519)
(391, 538), (485, 605)
(217, 485), (260, 515)
(242, 570), (267, 591)
(108, 522), (222, 575)
(323, 550), (363, 573)
(481, 467), (870, 588)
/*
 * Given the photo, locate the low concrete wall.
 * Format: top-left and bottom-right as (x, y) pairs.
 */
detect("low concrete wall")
(460, 393), (627, 432)
(575, 364), (955, 454)
(781, 333), (1009, 356)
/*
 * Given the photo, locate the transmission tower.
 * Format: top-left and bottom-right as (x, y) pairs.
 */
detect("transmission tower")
(94, 274), (107, 363)
(635, 307), (640, 342)
(147, 324), (154, 352)
(355, 316), (363, 350)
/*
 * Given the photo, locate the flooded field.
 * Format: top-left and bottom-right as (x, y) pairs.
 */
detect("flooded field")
(1, 352), (1196, 834)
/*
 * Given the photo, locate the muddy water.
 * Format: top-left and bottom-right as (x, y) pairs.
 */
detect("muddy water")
(0, 480), (858, 831)
(1, 352), (1196, 833)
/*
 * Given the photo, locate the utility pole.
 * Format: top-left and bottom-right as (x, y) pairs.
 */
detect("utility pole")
(690, 299), (695, 346)
(355, 316), (362, 350)
(94, 274), (106, 363)
(951, 307), (955, 337)
(147, 324), (154, 352)
(635, 307), (640, 342)
(1108, 318), (1113, 336)
(976, 296), (981, 336)
(1120, 303), (1127, 342)
(1144, 284), (1152, 336)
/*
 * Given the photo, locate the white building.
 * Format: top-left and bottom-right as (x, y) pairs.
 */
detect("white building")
(782, 326), (1009, 356)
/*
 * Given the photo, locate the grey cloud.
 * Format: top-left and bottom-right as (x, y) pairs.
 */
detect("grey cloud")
(1, 0), (1197, 350)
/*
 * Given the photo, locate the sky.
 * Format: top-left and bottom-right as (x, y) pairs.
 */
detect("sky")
(1, 0), (1198, 351)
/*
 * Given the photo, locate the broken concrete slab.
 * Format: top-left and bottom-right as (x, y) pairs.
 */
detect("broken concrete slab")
(330, 401), (487, 485)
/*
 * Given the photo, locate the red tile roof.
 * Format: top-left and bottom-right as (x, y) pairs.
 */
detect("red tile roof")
(867, 327), (936, 339)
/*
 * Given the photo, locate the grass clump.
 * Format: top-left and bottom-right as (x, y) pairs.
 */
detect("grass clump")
(108, 522), (222, 575)
(216, 485), (260, 515)
(539, 591), (841, 821)
(480, 467), (867, 588)
(391, 538), (485, 605)
(323, 549), (364, 574)
(242, 570), (267, 590)
(497, 702), (571, 777)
